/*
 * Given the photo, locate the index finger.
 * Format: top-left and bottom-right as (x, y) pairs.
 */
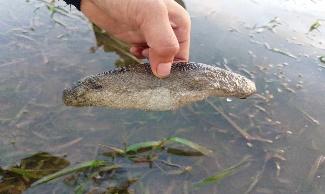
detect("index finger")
(166, 0), (191, 61)
(139, 1), (180, 78)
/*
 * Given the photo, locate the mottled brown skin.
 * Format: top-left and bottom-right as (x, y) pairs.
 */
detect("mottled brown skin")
(63, 62), (256, 111)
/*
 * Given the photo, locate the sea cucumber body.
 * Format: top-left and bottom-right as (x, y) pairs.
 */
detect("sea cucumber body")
(63, 62), (256, 111)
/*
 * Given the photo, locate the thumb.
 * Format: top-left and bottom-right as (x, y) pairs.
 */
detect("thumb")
(140, 4), (179, 78)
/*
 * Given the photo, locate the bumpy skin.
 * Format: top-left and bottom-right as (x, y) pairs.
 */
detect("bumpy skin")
(63, 62), (256, 111)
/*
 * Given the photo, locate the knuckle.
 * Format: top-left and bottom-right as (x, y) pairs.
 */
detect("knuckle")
(142, 0), (166, 13)
(178, 10), (191, 29)
(136, 0), (168, 24)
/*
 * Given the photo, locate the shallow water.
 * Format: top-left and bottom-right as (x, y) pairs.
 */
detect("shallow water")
(0, 0), (324, 193)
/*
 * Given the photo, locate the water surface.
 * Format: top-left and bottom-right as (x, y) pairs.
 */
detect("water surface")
(0, 0), (324, 193)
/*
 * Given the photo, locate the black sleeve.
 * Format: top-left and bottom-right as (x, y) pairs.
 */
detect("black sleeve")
(63, 0), (81, 11)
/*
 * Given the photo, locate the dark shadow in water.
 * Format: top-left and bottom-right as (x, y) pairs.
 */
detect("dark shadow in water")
(175, 0), (186, 9)
(0, 152), (137, 194)
(92, 24), (142, 68)
(0, 152), (69, 194)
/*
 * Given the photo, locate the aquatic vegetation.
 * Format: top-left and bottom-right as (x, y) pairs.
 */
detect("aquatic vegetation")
(320, 56), (325, 64)
(309, 20), (321, 32)
(0, 137), (212, 193)
(167, 137), (213, 156)
(103, 136), (213, 157)
(252, 17), (281, 33)
(299, 155), (325, 192)
(31, 160), (107, 187)
(206, 100), (273, 144)
(297, 107), (320, 126)
(193, 155), (251, 187)
(264, 42), (297, 59)
(125, 140), (165, 154)
(0, 152), (69, 193)
(37, 0), (71, 18)
(92, 24), (142, 67)
(244, 150), (286, 194)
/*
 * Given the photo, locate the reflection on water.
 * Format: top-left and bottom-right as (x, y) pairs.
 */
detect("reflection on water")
(0, 0), (324, 193)
(92, 24), (141, 67)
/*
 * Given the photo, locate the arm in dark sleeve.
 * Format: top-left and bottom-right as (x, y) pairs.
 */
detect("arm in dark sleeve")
(63, 0), (81, 10)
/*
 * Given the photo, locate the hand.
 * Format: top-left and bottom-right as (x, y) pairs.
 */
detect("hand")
(80, 0), (191, 78)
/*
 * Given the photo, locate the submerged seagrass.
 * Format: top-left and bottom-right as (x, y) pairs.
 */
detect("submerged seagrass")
(63, 62), (256, 111)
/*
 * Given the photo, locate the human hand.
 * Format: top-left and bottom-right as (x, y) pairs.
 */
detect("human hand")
(80, 0), (191, 78)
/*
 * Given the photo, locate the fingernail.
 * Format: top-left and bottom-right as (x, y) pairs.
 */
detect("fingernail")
(157, 63), (171, 77)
